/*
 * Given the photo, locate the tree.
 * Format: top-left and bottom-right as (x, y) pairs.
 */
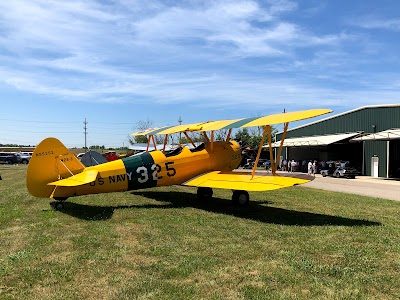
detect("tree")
(234, 126), (278, 150)
(178, 132), (207, 145)
(129, 119), (164, 145)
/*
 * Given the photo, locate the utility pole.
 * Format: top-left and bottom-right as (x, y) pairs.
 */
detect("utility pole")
(178, 116), (183, 143)
(83, 118), (88, 152)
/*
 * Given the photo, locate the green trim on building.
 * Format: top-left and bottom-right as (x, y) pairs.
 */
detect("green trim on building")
(275, 105), (400, 177)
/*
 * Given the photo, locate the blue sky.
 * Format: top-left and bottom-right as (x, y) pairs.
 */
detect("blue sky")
(1, 0), (400, 148)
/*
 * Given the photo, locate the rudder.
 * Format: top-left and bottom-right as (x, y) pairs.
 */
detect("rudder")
(26, 138), (85, 198)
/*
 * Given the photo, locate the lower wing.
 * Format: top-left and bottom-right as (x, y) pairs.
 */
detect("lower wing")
(183, 171), (314, 191)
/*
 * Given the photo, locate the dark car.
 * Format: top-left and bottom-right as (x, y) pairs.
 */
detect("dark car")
(0, 152), (22, 164)
(333, 166), (359, 178)
(321, 164), (359, 179)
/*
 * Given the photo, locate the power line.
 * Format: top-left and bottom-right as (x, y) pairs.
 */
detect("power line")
(0, 118), (78, 124)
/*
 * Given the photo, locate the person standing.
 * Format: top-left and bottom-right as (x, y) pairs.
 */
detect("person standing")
(291, 160), (297, 172)
(312, 160), (317, 176)
(282, 159), (287, 171)
(308, 160), (313, 175)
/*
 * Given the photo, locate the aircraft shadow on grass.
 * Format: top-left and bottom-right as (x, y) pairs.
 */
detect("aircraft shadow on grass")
(51, 191), (381, 227)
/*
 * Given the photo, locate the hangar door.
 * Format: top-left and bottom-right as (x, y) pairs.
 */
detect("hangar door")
(389, 140), (400, 178)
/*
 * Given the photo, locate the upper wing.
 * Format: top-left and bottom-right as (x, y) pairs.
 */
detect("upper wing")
(48, 169), (99, 187)
(131, 126), (171, 136)
(131, 109), (332, 136)
(183, 171), (314, 191)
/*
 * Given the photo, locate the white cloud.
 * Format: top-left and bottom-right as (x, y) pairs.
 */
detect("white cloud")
(352, 17), (400, 31)
(0, 0), (396, 113)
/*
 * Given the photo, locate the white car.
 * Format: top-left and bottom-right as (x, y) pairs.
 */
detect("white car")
(18, 152), (32, 164)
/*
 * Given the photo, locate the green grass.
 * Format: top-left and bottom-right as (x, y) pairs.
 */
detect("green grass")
(1, 165), (400, 299)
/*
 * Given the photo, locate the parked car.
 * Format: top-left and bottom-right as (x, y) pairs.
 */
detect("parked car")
(321, 165), (359, 179)
(20, 152), (33, 157)
(335, 166), (359, 178)
(243, 161), (254, 169)
(18, 153), (31, 164)
(0, 152), (22, 164)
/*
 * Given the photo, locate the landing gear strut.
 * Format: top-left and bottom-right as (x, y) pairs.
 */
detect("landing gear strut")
(197, 187), (213, 200)
(232, 190), (249, 206)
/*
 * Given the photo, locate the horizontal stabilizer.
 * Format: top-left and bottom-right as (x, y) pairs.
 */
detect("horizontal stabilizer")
(183, 171), (314, 191)
(48, 170), (98, 187)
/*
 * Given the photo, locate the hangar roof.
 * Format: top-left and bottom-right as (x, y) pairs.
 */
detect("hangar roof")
(351, 128), (400, 141)
(276, 104), (400, 140)
(285, 104), (400, 133)
(269, 132), (361, 147)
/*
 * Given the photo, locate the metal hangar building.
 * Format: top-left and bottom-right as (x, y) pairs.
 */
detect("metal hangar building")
(275, 104), (400, 178)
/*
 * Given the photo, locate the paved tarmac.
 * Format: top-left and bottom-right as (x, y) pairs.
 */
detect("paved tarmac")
(303, 174), (400, 201)
(237, 169), (400, 201)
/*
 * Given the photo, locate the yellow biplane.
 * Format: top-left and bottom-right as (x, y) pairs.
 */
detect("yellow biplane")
(26, 109), (331, 209)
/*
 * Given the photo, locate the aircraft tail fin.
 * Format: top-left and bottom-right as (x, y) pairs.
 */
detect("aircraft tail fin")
(26, 138), (85, 198)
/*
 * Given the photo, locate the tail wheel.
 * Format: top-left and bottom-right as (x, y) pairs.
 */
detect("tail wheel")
(232, 190), (249, 206)
(51, 197), (68, 210)
(197, 187), (213, 200)
(54, 202), (64, 210)
(50, 201), (65, 210)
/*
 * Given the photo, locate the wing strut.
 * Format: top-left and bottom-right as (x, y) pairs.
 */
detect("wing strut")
(267, 125), (275, 172)
(251, 123), (289, 178)
(274, 122), (289, 172)
(162, 134), (169, 152)
(151, 135), (157, 150)
(146, 136), (151, 152)
(183, 132), (196, 147)
(203, 132), (210, 142)
(251, 126), (268, 179)
(225, 129), (232, 142)
(146, 135), (158, 152)
(210, 131), (215, 152)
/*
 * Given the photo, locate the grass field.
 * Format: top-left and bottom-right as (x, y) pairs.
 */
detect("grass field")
(1, 165), (400, 299)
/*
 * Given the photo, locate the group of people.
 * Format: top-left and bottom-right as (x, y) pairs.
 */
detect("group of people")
(281, 159), (319, 175)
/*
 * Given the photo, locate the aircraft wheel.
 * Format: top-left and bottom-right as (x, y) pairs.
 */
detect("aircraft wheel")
(232, 190), (249, 206)
(51, 197), (67, 210)
(50, 201), (64, 210)
(55, 202), (64, 210)
(197, 187), (213, 200)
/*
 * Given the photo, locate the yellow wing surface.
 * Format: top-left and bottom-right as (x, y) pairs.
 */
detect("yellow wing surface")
(183, 172), (314, 191)
(131, 109), (332, 136)
(48, 170), (99, 187)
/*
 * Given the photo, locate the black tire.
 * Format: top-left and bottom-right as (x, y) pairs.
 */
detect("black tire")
(335, 173), (340, 178)
(232, 190), (249, 206)
(50, 201), (65, 210)
(7, 160), (13, 165)
(55, 202), (64, 210)
(21, 159), (29, 164)
(197, 187), (213, 200)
